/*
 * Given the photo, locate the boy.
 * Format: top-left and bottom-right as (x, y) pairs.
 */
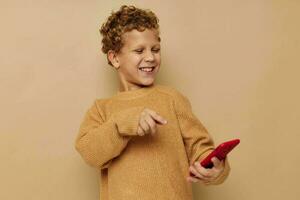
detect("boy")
(75, 5), (230, 200)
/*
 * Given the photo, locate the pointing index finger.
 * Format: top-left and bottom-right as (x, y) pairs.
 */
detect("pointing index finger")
(147, 110), (167, 124)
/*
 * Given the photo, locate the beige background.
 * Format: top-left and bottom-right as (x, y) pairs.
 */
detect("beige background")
(1, 0), (299, 199)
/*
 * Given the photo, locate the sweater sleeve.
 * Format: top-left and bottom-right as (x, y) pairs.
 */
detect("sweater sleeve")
(74, 100), (145, 170)
(173, 91), (230, 185)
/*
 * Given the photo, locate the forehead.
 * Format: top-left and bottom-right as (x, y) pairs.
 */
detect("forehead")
(121, 29), (160, 48)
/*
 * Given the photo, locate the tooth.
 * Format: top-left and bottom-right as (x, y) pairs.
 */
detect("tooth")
(139, 67), (155, 72)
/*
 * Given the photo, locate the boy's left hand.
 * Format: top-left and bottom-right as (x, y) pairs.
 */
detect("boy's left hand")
(187, 157), (225, 184)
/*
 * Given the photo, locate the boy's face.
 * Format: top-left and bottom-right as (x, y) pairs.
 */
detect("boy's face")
(108, 28), (161, 91)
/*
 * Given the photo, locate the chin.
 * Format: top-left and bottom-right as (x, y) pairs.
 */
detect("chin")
(140, 79), (155, 86)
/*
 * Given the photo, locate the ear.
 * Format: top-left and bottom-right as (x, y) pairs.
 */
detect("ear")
(107, 50), (120, 69)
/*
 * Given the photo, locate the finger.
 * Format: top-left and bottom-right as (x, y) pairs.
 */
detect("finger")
(147, 110), (167, 125)
(144, 114), (156, 135)
(139, 117), (151, 135)
(194, 162), (213, 178)
(211, 157), (222, 169)
(186, 176), (200, 183)
(137, 126), (145, 136)
(186, 176), (209, 185)
(189, 165), (210, 180)
(202, 179), (211, 185)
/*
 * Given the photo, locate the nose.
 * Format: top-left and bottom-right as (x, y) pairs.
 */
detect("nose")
(144, 50), (155, 62)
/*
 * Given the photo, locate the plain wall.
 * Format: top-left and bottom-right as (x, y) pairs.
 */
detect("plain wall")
(1, 0), (299, 199)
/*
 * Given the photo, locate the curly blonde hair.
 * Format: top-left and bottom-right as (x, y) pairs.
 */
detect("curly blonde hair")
(99, 5), (161, 66)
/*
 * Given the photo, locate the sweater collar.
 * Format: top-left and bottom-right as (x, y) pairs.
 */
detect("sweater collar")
(113, 83), (157, 100)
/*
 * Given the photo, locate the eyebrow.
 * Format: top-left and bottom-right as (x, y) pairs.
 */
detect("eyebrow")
(133, 44), (161, 49)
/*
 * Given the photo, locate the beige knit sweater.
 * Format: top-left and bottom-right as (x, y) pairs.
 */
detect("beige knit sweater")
(74, 84), (230, 200)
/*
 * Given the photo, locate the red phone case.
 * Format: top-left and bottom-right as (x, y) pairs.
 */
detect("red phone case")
(190, 139), (240, 177)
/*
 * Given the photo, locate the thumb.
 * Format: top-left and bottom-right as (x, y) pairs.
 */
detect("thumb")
(211, 157), (222, 169)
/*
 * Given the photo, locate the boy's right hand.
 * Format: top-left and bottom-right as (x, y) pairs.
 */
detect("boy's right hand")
(137, 108), (168, 136)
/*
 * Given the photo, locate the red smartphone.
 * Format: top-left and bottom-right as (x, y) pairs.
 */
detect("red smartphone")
(190, 139), (240, 177)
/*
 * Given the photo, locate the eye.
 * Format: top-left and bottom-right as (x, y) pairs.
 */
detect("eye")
(135, 49), (143, 53)
(134, 48), (160, 54)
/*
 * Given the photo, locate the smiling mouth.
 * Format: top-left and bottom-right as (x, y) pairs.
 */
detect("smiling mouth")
(139, 67), (155, 72)
(139, 66), (156, 72)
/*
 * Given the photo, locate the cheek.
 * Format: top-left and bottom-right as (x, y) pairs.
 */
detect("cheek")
(121, 56), (139, 69)
(155, 53), (161, 60)
(124, 56), (142, 72)
(136, 57), (145, 68)
(155, 55), (161, 65)
(129, 55), (143, 64)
